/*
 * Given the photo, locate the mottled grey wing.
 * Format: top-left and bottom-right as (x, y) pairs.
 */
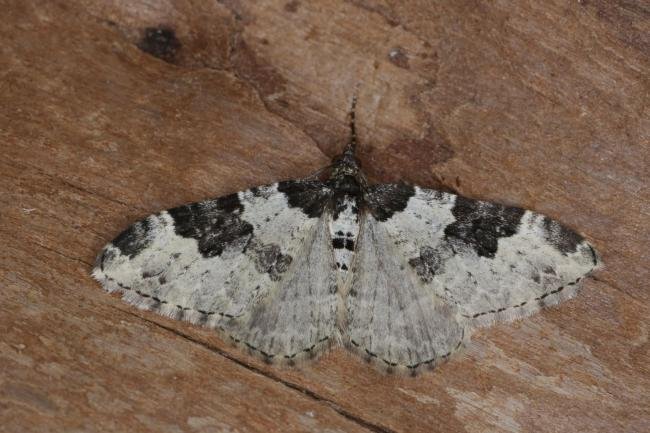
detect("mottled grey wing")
(346, 183), (600, 370)
(364, 184), (601, 326)
(346, 213), (466, 370)
(93, 180), (338, 362)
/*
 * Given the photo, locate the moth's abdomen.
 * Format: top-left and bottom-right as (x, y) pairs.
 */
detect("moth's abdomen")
(329, 195), (360, 274)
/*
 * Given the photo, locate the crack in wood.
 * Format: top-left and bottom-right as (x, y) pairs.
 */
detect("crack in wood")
(31, 241), (94, 268)
(114, 307), (398, 433)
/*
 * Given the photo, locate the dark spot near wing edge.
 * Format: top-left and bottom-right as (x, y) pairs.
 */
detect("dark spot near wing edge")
(112, 218), (154, 259)
(542, 216), (584, 255)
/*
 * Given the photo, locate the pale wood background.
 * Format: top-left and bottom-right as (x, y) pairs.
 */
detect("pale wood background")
(1, 1), (648, 432)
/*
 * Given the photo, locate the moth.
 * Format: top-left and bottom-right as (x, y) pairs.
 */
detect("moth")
(93, 99), (601, 372)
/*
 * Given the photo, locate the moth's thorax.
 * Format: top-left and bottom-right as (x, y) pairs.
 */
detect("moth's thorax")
(328, 174), (362, 195)
(328, 149), (364, 195)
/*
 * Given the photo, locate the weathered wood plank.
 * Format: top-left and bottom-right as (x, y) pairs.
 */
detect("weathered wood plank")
(1, 1), (648, 432)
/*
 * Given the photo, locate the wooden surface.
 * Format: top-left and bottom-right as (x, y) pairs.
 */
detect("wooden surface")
(1, 1), (649, 432)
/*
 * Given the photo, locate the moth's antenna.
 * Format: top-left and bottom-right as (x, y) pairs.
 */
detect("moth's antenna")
(345, 91), (358, 156)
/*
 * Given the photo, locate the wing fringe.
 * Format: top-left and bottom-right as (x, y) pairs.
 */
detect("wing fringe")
(92, 264), (337, 366)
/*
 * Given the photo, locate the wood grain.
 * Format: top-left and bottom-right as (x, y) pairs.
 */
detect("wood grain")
(1, 1), (648, 432)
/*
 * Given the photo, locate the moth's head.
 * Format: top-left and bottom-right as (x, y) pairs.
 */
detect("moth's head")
(330, 145), (361, 177)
